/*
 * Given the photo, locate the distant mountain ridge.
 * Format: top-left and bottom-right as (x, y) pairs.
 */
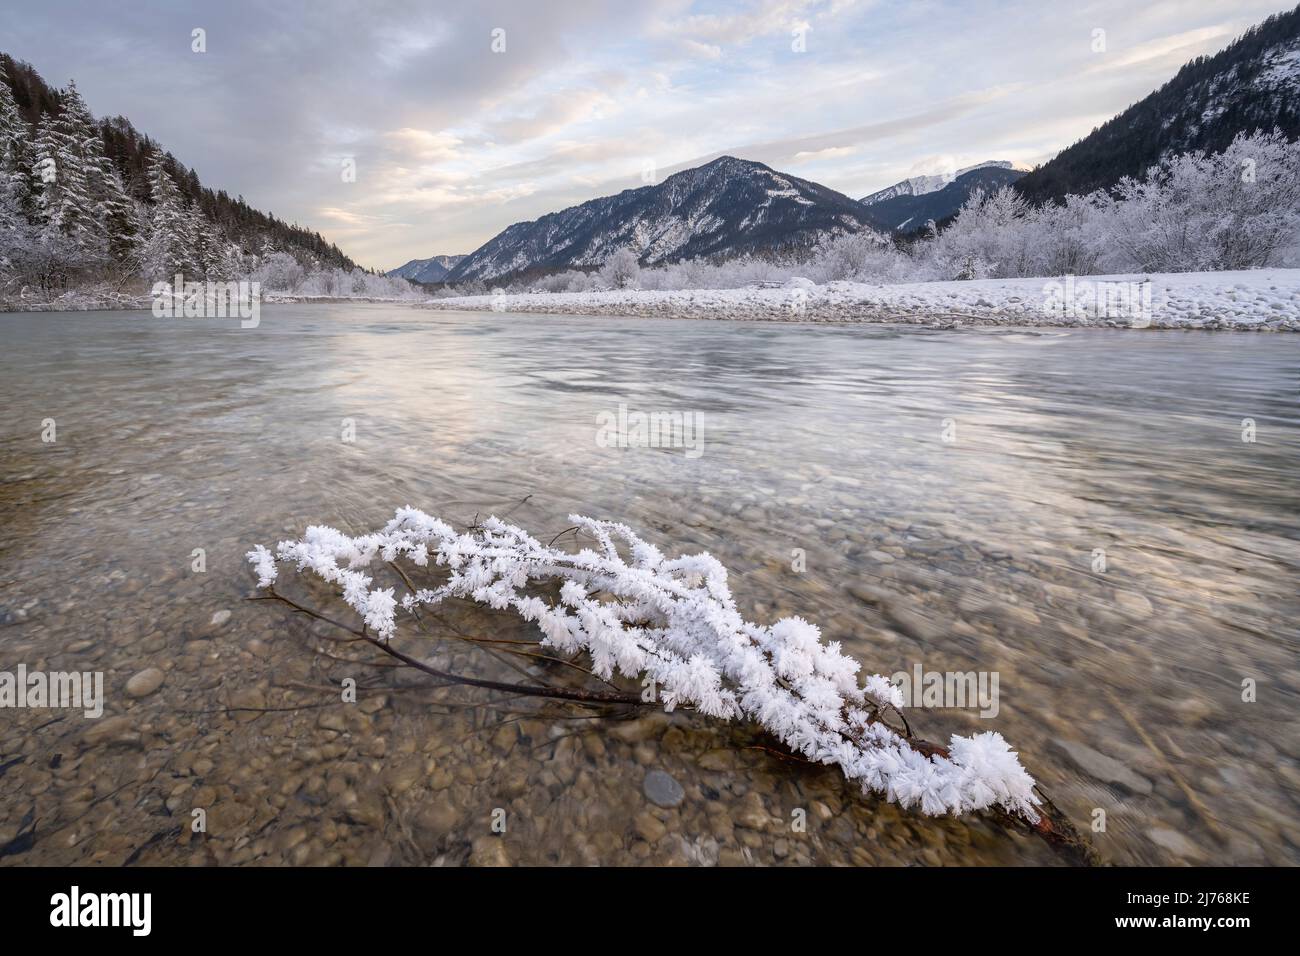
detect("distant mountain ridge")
(1015, 5), (1300, 203)
(859, 160), (1025, 205)
(858, 162), (1028, 233)
(444, 156), (880, 283)
(388, 254), (465, 283)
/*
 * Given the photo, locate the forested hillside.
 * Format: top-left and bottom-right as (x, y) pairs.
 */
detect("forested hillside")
(1016, 6), (1300, 203)
(0, 53), (356, 297)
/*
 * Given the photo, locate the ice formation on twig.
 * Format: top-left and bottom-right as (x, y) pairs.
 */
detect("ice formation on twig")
(247, 509), (1040, 822)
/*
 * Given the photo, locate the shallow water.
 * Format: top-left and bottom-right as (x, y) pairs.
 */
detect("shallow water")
(1, 304), (1298, 866)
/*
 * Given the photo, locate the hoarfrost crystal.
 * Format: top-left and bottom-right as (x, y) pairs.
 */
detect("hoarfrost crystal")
(248, 509), (1040, 822)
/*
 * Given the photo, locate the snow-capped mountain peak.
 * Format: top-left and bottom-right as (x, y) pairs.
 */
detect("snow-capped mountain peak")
(387, 254), (466, 284)
(444, 155), (882, 284)
(859, 160), (1026, 206)
(856, 161), (1030, 234)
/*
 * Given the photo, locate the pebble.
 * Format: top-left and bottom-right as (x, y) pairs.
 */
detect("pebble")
(643, 770), (685, 808)
(317, 710), (347, 733)
(415, 802), (461, 837)
(125, 667), (165, 698)
(82, 715), (141, 748)
(228, 687), (266, 723)
(210, 609), (232, 627)
(697, 749), (736, 771)
(1051, 738), (1153, 795)
(1146, 827), (1203, 861)
(469, 836), (510, 867)
(885, 605), (945, 644)
(1114, 591), (1154, 619)
(735, 792), (772, 830)
(634, 812), (668, 843)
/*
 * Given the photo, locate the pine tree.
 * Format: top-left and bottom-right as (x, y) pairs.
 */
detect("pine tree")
(97, 157), (140, 262)
(0, 62), (38, 233)
(61, 80), (140, 260)
(185, 200), (224, 277)
(0, 62), (28, 175)
(31, 84), (98, 251)
(138, 149), (196, 279)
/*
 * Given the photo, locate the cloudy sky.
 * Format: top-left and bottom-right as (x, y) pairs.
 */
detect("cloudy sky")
(2, 0), (1293, 268)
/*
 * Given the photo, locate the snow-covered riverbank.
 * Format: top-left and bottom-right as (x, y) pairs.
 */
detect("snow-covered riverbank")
(0, 291), (424, 313)
(422, 269), (1300, 330)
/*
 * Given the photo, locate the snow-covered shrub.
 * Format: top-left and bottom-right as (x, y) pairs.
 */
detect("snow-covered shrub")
(251, 251), (306, 292)
(599, 247), (641, 289)
(248, 509), (1042, 822)
(805, 231), (890, 282)
(1098, 129), (1300, 272)
(930, 186), (1035, 279)
(1022, 194), (1108, 277)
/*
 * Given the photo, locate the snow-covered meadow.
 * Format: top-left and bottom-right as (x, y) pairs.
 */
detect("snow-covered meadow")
(424, 268), (1300, 331)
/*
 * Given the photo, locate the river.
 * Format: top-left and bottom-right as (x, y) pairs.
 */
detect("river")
(1, 304), (1297, 865)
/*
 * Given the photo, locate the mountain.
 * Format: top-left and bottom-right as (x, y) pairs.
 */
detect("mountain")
(859, 160), (1023, 206)
(387, 254), (465, 283)
(858, 162), (1028, 233)
(1016, 5), (1300, 204)
(445, 156), (879, 283)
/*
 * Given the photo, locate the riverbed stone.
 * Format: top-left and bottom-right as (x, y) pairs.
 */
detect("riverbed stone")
(125, 667), (164, 698)
(1114, 590), (1154, 619)
(635, 811), (668, 843)
(470, 835), (510, 867)
(643, 770), (685, 808)
(1146, 827), (1203, 861)
(1051, 738), (1153, 795)
(82, 715), (141, 748)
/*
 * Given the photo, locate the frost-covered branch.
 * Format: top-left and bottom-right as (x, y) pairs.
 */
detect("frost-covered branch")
(248, 509), (1042, 823)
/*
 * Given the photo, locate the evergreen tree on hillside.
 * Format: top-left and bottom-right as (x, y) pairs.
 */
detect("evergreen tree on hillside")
(0, 54), (360, 278)
(31, 96), (97, 251)
(0, 62), (37, 230)
(59, 81), (139, 261)
(1017, 5), (1300, 203)
(0, 62), (28, 176)
(184, 199), (233, 278)
(138, 149), (196, 279)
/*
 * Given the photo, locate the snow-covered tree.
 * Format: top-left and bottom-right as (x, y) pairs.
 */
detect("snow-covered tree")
(803, 230), (908, 283)
(26, 80), (142, 269)
(1022, 193), (1108, 277)
(137, 150), (196, 279)
(931, 186), (1034, 279)
(0, 62), (31, 192)
(250, 250), (305, 291)
(31, 104), (97, 250)
(1098, 129), (1300, 272)
(598, 247), (641, 289)
(0, 170), (37, 287)
(184, 200), (226, 277)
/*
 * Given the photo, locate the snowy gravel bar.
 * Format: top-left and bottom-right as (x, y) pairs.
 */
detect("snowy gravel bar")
(423, 269), (1300, 331)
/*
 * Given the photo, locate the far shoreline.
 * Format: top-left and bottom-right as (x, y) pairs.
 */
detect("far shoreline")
(6, 268), (1299, 332)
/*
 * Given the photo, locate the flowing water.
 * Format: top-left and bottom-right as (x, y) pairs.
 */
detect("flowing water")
(1, 304), (1298, 866)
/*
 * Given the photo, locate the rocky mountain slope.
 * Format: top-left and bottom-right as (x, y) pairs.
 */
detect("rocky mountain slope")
(445, 156), (880, 283)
